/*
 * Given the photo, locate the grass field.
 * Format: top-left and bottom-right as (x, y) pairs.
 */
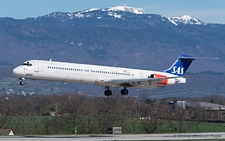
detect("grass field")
(123, 119), (225, 134)
(6, 116), (225, 135)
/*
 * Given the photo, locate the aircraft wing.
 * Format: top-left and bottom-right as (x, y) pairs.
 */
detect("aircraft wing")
(101, 76), (179, 87)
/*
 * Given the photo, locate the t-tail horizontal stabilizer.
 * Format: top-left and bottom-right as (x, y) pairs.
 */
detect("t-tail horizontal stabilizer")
(164, 54), (218, 76)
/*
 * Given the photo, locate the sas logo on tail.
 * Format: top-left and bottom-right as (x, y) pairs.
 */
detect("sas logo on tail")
(171, 66), (184, 75)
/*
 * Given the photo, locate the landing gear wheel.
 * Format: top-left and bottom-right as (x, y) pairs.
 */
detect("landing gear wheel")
(121, 88), (128, 95)
(20, 81), (24, 85)
(104, 89), (112, 96)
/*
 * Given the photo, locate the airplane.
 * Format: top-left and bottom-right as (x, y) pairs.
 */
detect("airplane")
(12, 54), (216, 96)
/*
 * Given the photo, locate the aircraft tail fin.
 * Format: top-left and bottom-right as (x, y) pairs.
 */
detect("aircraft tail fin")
(164, 54), (195, 76)
(164, 54), (218, 76)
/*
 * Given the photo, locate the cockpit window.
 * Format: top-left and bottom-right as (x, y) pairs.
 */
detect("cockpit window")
(21, 62), (32, 66)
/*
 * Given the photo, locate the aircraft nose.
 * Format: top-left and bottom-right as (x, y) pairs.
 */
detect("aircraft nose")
(13, 67), (23, 77)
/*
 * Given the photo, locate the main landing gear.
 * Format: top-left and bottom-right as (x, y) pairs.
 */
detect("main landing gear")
(20, 78), (25, 85)
(104, 87), (112, 96)
(121, 88), (128, 95)
(104, 87), (129, 96)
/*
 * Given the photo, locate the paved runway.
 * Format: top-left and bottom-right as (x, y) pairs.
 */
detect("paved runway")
(0, 132), (224, 141)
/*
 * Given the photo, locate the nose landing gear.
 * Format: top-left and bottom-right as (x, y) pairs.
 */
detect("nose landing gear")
(20, 78), (25, 85)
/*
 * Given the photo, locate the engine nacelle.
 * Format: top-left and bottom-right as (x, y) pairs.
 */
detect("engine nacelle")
(150, 74), (168, 85)
(150, 74), (186, 85)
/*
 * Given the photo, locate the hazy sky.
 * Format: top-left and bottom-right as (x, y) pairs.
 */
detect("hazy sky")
(0, 0), (225, 23)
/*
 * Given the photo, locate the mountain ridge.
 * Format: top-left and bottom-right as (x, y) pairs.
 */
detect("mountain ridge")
(0, 5), (224, 73)
(37, 5), (205, 26)
(0, 6), (225, 96)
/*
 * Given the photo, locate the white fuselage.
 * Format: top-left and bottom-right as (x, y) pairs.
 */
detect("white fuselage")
(13, 60), (186, 89)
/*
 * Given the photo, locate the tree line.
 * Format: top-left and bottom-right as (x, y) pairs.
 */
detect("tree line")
(0, 91), (225, 135)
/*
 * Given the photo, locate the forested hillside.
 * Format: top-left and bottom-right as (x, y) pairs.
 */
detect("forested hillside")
(0, 6), (224, 72)
(0, 6), (225, 96)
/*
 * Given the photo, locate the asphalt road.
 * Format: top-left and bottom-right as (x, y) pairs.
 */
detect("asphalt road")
(0, 132), (224, 141)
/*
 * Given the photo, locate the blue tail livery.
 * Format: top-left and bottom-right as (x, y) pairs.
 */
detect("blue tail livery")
(164, 54), (219, 76)
(164, 54), (196, 76)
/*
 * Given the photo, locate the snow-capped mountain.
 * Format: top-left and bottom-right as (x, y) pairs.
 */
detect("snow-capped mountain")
(39, 5), (145, 20)
(0, 5), (225, 96)
(168, 15), (205, 25)
(38, 5), (204, 26)
(1, 5), (224, 68)
(104, 5), (145, 14)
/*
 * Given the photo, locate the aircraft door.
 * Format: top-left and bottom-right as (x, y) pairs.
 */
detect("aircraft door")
(34, 62), (39, 72)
